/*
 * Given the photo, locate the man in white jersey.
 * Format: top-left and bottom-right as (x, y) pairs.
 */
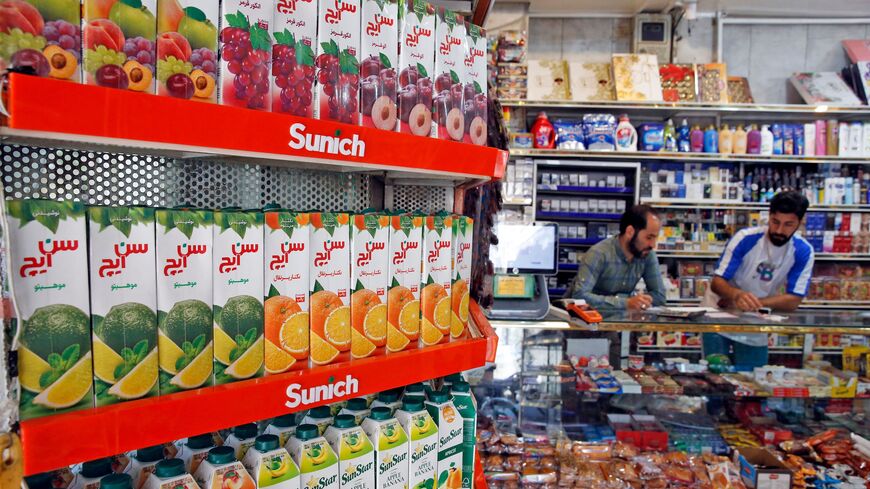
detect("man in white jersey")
(702, 190), (814, 369)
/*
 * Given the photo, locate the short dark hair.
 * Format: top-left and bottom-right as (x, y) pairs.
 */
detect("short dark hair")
(619, 205), (657, 235)
(770, 190), (809, 219)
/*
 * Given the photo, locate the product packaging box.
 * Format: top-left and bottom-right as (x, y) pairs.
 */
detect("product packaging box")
(433, 7), (467, 141)
(2, 0), (82, 82)
(219, 0), (274, 109)
(359, 0), (398, 130)
(287, 430), (339, 489)
(350, 214), (390, 358)
(735, 448), (793, 489)
(361, 411), (409, 489)
(324, 420), (375, 489)
(464, 23), (487, 145)
(449, 216), (472, 341)
(309, 212), (351, 365)
(270, 0), (317, 115)
(397, 0), (435, 136)
(425, 393), (463, 489)
(386, 214), (423, 353)
(314, 0), (360, 123)
(420, 214), (452, 346)
(156, 0), (218, 101)
(193, 453), (256, 489)
(84, 0), (156, 91)
(241, 440), (300, 489)
(395, 402), (437, 489)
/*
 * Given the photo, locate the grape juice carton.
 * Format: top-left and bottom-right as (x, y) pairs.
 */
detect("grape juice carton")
(156, 0), (219, 101)
(359, 0), (398, 130)
(425, 391), (463, 489)
(432, 7), (466, 142)
(324, 415), (375, 489)
(219, 0), (274, 110)
(194, 447), (256, 489)
(287, 425), (339, 489)
(264, 210), (310, 374)
(314, 0), (360, 124)
(395, 398), (438, 489)
(241, 435), (300, 489)
(83, 0), (157, 92)
(270, 0), (317, 115)
(420, 214), (452, 347)
(449, 382), (476, 489)
(144, 459), (200, 489)
(156, 208), (214, 394)
(397, 0), (435, 137)
(0, 0), (82, 82)
(386, 214), (422, 353)
(463, 24), (487, 146)
(309, 212), (351, 366)
(88, 206), (158, 407)
(212, 209), (264, 384)
(361, 407), (409, 489)
(350, 213), (389, 359)
(4, 200), (92, 420)
(449, 216), (472, 341)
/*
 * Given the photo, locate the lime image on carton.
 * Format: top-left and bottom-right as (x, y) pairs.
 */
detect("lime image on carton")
(287, 424), (339, 489)
(242, 435), (300, 489)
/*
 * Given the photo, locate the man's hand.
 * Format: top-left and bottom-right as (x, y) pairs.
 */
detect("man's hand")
(627, 294), (653, 311)
(733, 290), (763, 311)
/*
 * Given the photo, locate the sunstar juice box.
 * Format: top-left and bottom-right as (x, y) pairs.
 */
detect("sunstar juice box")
(309, 212), (350, 366)
(0, 0), (82, 82)
(266, 413), (298, 447)
(449, 216), (472, 341)
(264, 210), (310, 374)
(395, 398), (437, 489)
(219, 0), (274, 110)
(212, 210), (264, 384)
(386, 214), (422, 353)
(463, 23), (487, 146)
(156, 0), (219, 101)
(225, 423), (258, 461)
(6, 200), (91, 420)
(156, 208), (214, 394)
(449, 382), (476, 489)
(271, 0), (317, 115)
(83, 0), (157, 92)
(302, 405), (334, 436)
(194, 446), (255, 489)
(397, 0), (435, 137)
(88, 206), (158, 406)
(359, 0), (398, 130)
(425, 391), (463, 489)
(420, 215), (452, 347)
(314, 0), (360, 123)
(242, 435), (300, 489)
(350, 213), (389, 359)
(324, 415), (375, 489)
(287, 425), (339, 489)
(361, 407), (409, 489)
(129, 445), (165, 489)
(432, 7), (466, 141)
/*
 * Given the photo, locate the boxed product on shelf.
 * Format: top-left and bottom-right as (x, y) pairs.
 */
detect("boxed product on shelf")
(790, 72), (862, 106)
(359, 0), (398, 130)
(734, 447), (793, 489)
(84, 0), (157, 91)
(611, 53), (662, 102)
(270, 0), (317, 115)
(696, 63), (728, 103)
(314, 0), (360, 123)
(659, 64), (696, 102)
(527, 59), (570, 101)
(309, 211), (351, 365)
(350, 213), (390, 358)
(568, 61), (615, 102)
(156, 0), (218, 101)
(451, 216), (473, 341)
(433, 7), (467, 142)
(465, 23), (488, 146)
(386, 214), (423, 353)
(219, 0), (274, 109)
(3, 0), (82, 82)
(420, 214), (453, 346)
(397, 0), (435, 137)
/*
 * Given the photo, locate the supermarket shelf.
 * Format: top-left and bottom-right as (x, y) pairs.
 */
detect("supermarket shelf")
(657, 250), (870, 261)
(667, 298), (870, 309)
(537, 211), (622, 220)
(536, 185), (634, 195)
(560, 238), (604, 246)
(1, 74), (507, 183)
(644, 199), (870, 212)
(511, 148), (870, 165)
(637, 345), (804, 355)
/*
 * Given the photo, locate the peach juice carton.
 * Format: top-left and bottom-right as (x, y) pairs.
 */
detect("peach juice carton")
(0, 0), (82, 82)
(156, 0), (219, 101)
(84, 0), (157, 91)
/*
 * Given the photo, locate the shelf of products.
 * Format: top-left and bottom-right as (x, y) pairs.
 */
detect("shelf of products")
(510, 148), (870, 164)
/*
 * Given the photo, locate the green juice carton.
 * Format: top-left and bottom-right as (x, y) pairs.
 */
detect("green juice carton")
(287, 424), (339, 489)
(361, 407), (409, 489)
(156, 208), (214, 394)
(323, 415), (375, 489)
(5, 200), (93, 419)
(449, 382), (476, 489)
(213, 209), (264, 384)
(395, 398), (437, 489)
(129, 445), (166, 489)
(241, 435), (300, 489)
(425, 391), (463, 489)
(225, 423), (258, 461)
(301, 405), (334, 436)
(144, 459), (199, 489)
(266, 414), (298, 447)
(339, 398), (370, 426)
(193, 447), (256, 489)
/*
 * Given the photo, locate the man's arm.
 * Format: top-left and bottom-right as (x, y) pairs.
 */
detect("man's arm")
(571, 251), (626, 309)
(643, 252), (667, 306)
(759, 294), (803, 311)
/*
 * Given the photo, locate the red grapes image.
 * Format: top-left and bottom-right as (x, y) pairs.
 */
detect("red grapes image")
(397, 64), (432, 137)
(220, 12), (272, 110)
(359, 55), (397, 130)
(315, 40), (359, 124)
(272, 30), (315, 116)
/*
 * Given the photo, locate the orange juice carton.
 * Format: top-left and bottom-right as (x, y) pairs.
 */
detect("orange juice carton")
(69, 458), (113, 489)
(397, 0), (435, 137)
(361, 407), (409, 489)
(178, 434), (218, 475)
(301, 405), (334, 436)
(129, 445), (167, 489)
(0, 0), (82, 82)
(359, 0), (398, 130)
(463, 24), (487, 145)
(225, 423), (259, 461)
(309, 211), (351, 366)
(340, 398), (371, 425)
(265, 413), (298, 447)
(156, 0), (218, 101)
(193, 447), (255, 489)
(144, 459), (199, 489)
(425, 391), (463, 489)
(386, 214), (423, 353)
(270, 0), (317, 115)
(449, 216), (472, 341)
(264, 209), (310, 374)
(83, 0), (156, 91)
(314, 0), (360, 123)
(432, 7), (466, 141)
(219, 0), (274, 110)
(350, 213), (390, 359)
(370, 391), (401, 416)
(287, 424), (339, 489)
(213, 209), (264, 384)
(395, 398), (437, 489)
(241, 435), (300, 489)
(156, 208), (214, 394)
(5, 200), (92, 420)
(324, 415), (375, 489)
(420, 214), (453, 347)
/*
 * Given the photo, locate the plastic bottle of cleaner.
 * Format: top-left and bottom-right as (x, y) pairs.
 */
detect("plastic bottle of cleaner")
(70, 458), (113, 489)
(426, 391), (464, 489)
(179, 434), (217, 475)
(129, 445), (165, 489)
(324, 415), (375, 489)
(340, 398), (372, 426)
(194, 447), (255, 489)
(689, 125), (704, 152)
(747, 125), (761, 154)
(771, 124), (783, 155)
(718, 125), (733, 154)
(732, 125), (747, 154)
(100, 474), (133, 489)
(302, 405), (335, 435)
(677, 119), (691, 152)
(372, 391), (403, 416)
(144, 459), (199, 489)
(703, 125), (718, 153)
(615, 114), (638, 152)
(531, 112), (556, 149)
(265, 414), (297, 448)
(362, 407), (410, 489)
(395, 398), (438, 489)
(662, 119), (677, 152)
(760, 125), (773, 155)
(450, 381), (478, 489)
(225, 424), (259, 461)
(288, 425), (339, 489)
(241, 436), (300, 489)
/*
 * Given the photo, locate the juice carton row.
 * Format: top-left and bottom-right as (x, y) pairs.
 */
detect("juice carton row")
(0, 0), (488, 144)
(24, 376), (477, 489)
(3, 200), (473, 420)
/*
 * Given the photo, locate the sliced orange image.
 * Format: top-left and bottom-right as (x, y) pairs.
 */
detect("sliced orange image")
(266, 340), (296, 374)
(421, 319), (444, 346)
(387, 323), (411, 352)
(351, 328), (376, 358)
(310, 332), (340, 365)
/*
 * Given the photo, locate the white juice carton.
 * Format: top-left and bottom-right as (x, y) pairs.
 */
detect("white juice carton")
(178, 433), (217, 475)
(339, 398), (371, 426)
(212, 210), (264, 384)
(425, 391), (463, 489)
(463, 23), (487, 145)
(5, 200), (93, 420)
(302, 405), (335, 435)
(144, 459), (200, 489)
(314, 0), (361, 123)
(371, 391), (401, 416)
(129, 445), (166, 489)
(242, 435), (301, 489)
(361, 407), (409, 489)
(219, 0), (275, 110)
(324, 415), (375, 489)
(397, 0), (435, 136)
(449, 382), (476, 489)
(225, 424), (259, 461)
(395, 398), (438, 489)
(266, 413), (299, 447)
(420, 215), (453, 347)
(449, 216), (472, 341)
(359, 0), (398, 130)
(193, 447), (256, 489)
(156, 208), (214, 394)
(271, 0), (318, 115)
(386, 214), (423, 353)
(309, 212), (351, 366)
(87, 206), (158, 407)
(432, 7), (467, 141)
(69, 458), (113, 489)
(350, 213), (390, 359)
(287, 425), (339, 489)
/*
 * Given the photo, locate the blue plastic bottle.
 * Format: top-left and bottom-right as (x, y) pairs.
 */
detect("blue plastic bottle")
(703, 125), (718, 153)
(677, 119), (691, 152)
(771, 124), (783, 155)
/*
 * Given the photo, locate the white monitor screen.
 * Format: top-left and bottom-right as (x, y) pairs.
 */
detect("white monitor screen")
(491, 223), (557, 274)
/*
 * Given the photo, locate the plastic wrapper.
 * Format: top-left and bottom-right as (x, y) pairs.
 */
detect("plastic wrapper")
(487, 472), (522, 482)
(554, 119), (585, 150)
(506, 455), (523, 472)
(582, 114), (617, 151)
(487, 454), (506, 471)
(573, 443), (613, 460)
(662, 464), (694, 484)
(632, 455), (664, 480)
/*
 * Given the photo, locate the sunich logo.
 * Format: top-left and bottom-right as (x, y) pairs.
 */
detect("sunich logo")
(289, 123), (366, 157)
(285, 374), (359, 408)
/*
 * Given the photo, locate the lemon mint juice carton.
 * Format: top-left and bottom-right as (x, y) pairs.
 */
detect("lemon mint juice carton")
(309, 212), (351, 366)
(386, 214), (423, 353)
(449, 382), (476, 489)
(449, 216), (472, 341)
(324, 415), (375, 489)
(361, 407), (409, 489)
(420, 214), (453, 347)
(264, 209), (310, 374)
(213, 209), (264, 384)
(144, 459), (199, 489)
(350, 213), (390, 360)
(395, 398), (437, 489)
(156, 208), (214, 394)
(242, 435), (300, 489)
(194, 446), (256, 489)
(287, 424), (339, 489)
(5, 200), (93, 419)
(425, 391), (463, 489)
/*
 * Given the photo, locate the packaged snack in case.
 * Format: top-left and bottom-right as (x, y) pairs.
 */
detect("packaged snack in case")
(464, 22), (487, 145)
(359, 0), (399, 130)
(270, 0), (317, 115)
(433, 7), (467, 141)
(84, 0), (156, 90)
(219, 0), (274, 110)
(314, 0), (361, 123)
(157, 0), (219, 101)
(3, 0), (82, 82)
(397, 0), (436, 137)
